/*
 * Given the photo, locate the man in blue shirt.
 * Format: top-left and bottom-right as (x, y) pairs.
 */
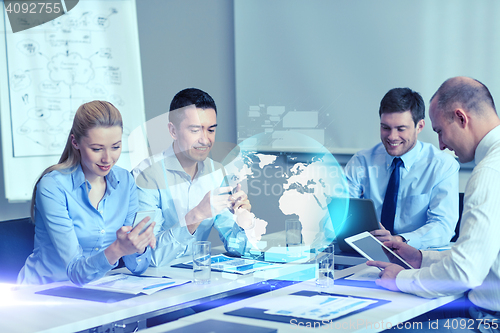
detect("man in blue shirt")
(134, 88), (263, 266)
(344, 88), (459, 249)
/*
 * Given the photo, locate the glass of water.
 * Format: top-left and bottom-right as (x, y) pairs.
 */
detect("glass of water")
(316, 252), (334, 288)
(193, 241), (211, 284)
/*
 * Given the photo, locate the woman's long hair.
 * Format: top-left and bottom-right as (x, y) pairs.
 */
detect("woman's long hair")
(30, 101), (123, 222)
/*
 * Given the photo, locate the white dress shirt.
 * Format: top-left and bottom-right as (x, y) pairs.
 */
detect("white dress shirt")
(134, 146), (250, 266)
(396, 125), (500, 311)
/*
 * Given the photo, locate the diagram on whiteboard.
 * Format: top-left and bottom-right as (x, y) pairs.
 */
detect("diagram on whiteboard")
(6, 1), (144, 157)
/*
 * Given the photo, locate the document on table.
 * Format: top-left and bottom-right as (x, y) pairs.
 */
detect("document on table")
(86, 274), (191, 295)
(183, 254), (281, 275)
(255, 295), (377, 321)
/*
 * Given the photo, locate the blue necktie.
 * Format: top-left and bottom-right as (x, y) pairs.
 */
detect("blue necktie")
(381, 157), (403, 234)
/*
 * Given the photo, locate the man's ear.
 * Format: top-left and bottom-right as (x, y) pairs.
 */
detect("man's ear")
(454, 109), (468, 128)
(70, 134), (79, 150)
(415, 119), (425, 134)
(168, 122), (177, 140)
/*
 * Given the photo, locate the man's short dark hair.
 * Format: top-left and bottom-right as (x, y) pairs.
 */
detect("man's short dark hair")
(379, 88), (425, 126)
(431, 78), (496, 118)
(169, 88), (217, 126)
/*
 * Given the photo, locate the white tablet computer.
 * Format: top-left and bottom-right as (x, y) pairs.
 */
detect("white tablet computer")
(132, 210), (156, 234)
(345, 231), (413, 269)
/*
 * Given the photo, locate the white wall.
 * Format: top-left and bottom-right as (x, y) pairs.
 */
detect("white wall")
(0, 1), (472, 226)
(234, 0), (500, 154)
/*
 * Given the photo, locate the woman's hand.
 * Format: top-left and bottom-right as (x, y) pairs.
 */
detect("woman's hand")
(105, 217), (156, 264)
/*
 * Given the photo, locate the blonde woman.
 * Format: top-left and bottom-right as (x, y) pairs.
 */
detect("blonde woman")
(18, 101), (156, 285)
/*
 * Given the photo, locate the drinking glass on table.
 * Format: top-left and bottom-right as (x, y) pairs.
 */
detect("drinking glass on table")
(316, 252), (334, 288)
(193, 241), (211, 284)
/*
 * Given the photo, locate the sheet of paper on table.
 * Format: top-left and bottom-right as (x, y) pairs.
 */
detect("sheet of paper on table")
(251, 294), (377, 321)
(86, 274), (191, 295)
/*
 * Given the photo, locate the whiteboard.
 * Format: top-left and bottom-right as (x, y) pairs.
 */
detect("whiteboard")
(0, 0), (146, 201)
(234, 0), (500, 153)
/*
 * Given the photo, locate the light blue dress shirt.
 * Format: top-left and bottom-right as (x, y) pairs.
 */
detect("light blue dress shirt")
(344, 141), (460, 249)
(18, 164), (151, 285)
(134, 146), (249, 267)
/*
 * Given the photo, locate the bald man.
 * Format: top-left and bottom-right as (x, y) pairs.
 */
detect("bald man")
(367, 77), (500, 331)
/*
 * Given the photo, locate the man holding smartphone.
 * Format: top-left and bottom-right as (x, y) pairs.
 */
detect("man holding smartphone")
(368, 77), (500, 330)
(133, 88), (264, 266)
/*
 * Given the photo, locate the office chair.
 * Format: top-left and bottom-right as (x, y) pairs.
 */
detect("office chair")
(0, 217), (35, 283)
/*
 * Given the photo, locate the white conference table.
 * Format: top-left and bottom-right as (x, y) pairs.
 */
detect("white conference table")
(0, 254), (317, 333)
(1, 237), (458, 333)
(141, 264), (460, 333)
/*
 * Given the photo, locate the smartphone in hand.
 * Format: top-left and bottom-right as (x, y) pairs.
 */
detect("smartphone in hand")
(132, 210), (156, 234)
(219, 175), (238, 195)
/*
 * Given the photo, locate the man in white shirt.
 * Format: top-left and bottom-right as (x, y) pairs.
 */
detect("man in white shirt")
(134, 88), (266, 266)
(367, 76), (500, 331)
